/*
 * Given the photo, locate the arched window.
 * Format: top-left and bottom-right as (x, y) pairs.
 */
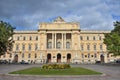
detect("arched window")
(47, 42), (52, 49)
(66, 42), (70, 49)
(9, 53), (12, 58)
(100, 45), (103, 50)
(57, 42), (61, 49)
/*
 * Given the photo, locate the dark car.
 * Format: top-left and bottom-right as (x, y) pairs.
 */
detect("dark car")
(19, 60), (29, 64)
(95, 61), (101, 64)
(116, 59), (120, 63)
(0, 60), (8, 64)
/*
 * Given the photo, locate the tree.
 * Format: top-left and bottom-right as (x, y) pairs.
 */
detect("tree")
(104, 21), (120, 56)
(0, 21), (15, 55)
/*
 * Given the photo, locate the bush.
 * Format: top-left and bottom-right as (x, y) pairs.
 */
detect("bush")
(42, 64), (71, 69)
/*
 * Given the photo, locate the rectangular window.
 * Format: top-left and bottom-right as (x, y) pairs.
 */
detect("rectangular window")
(80, 36), (83, 40)
(17, 37), (19, 40)
(87, 45), (90, 50)
(36, 36), (38, 41)
(22, 44), (25, 51)
(100, 45), (103, 50)
(94, 53), (97, 58)
(28, 44), (31, 50)
(35, 44), (38, 50)
(87, 36), (89, 40)
(23, 37), (26, 40)
(82, 54), (84, 58)
(94, 45), (96, 50)
(88, 53), (90, 58)
(16, 44), (19, 51)
(81, 45), (84, 50)
(93, 36), (96, 40)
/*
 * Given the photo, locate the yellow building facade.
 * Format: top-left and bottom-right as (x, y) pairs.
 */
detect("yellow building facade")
(0, 17), (115, 64)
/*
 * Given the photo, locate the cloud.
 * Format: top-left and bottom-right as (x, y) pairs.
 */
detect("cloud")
(0, 0), (119, 30)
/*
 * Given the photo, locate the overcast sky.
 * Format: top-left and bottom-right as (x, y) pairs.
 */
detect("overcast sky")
(0, 0), (120, 31)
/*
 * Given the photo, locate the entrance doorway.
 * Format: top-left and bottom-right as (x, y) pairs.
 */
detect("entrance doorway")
(47, 54), (51, 63)
(14, 55), (18, 63)
(57, 53), (61, 63)
(67, 54), (71, 63)
(100, 54), (104, 63)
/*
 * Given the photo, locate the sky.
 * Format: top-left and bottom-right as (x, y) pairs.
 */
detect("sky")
(0, 0), (120, 31)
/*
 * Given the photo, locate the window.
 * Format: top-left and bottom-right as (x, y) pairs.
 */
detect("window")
(87, 36), (89, 40)
(80, 36), (83, 40)
(100, 45), (103, 50)
(36, 36), (38, 41)
(56, 42), (61, 49)
(88, 53), (90, 58)
(81, 45), (84, 50)
(3, 54), (6, 58)
(107, 54), (109, 58)
(66, 42), (70, 49)
(35, 44), (38, 50)
(17, 37), (19, 40)
(22, 53), (24, 58)
(29, 36), (32, 40)
(94, 45), (96, 50)
(28, 44), (31, 50)
(35, 53), (37, 58)
(93, 36), (96, 40)
(87, 44), (90, 50)
(23, 37), (26, 40)
(22, 44), (25, 51)
(9, 54), (12, 58)
(82, 53), (84, 58)
(94, 53), (97, 58)
(47, 42), (52, 49)
(16, 44), (19, 51)
(99, 36), (102, 40)
(28, 53), (31, 58)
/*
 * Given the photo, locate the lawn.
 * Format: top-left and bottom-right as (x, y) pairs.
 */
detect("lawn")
(9, 67), (102, 75)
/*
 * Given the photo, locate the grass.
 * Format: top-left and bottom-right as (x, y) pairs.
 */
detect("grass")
(9, 67), (102, 75)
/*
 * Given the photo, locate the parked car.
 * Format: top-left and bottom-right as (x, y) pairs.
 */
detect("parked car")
(0, 60), (8, 64)
(116, 59), (120, 63)
(19, 60), (29, 64)
(95, 61), (101, 64)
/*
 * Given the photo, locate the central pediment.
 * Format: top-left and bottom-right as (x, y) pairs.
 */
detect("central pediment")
(39, 17), (80, 30)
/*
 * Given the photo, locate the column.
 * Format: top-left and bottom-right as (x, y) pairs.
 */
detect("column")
(55, 33), (56, 49)
(64, 33), (66, 49)
(62, 33), (63, 49)
(52, 33), (54, 49)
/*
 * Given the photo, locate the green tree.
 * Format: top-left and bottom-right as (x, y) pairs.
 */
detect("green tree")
(104, 21), (120, 56)
(0, 21), (15, 55)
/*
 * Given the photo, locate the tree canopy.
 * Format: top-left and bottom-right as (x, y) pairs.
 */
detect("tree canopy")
(0, 21), (15, 55)
(104, 21), (120, 56)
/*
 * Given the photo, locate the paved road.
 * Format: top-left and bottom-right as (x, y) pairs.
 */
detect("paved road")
(0, 64), (120, 80)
